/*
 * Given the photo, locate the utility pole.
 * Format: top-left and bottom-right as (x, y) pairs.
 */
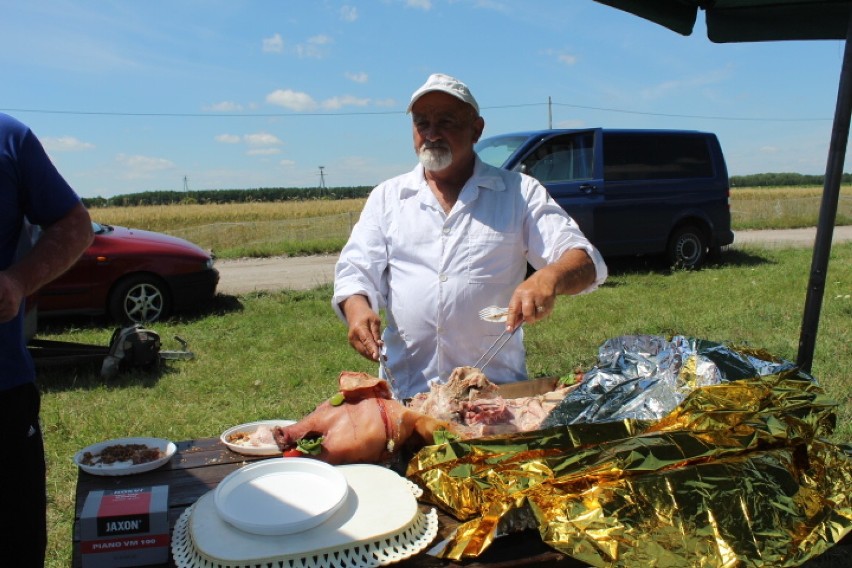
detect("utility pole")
(183, 175), (189, 192)
(318, 166), (326, 197)
(548, 96), (552, 129)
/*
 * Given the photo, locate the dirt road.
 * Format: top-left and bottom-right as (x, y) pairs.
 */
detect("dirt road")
(215, 226), (852, 295)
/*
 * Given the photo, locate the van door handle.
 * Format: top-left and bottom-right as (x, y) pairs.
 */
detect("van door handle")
(579, 183), (597, 194)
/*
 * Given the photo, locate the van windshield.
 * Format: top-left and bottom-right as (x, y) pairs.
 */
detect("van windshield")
(475, 135), (530, 167)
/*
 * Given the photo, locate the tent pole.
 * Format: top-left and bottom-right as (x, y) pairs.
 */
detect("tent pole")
(796, 11), (852, 372)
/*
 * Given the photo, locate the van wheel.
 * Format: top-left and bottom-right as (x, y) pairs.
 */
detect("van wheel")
(667, 225), (708, 270)
(108, 275), (170, 323)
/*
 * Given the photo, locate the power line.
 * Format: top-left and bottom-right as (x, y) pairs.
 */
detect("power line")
(548, 101), (828, 122)
(0, 102), (833, 122)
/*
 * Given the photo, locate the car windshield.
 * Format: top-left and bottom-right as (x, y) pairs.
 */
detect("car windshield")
(92, 222), (112, 235)
(475, 134), (530, 168)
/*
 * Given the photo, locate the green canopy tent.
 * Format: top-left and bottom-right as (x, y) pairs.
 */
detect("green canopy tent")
(595, 0), (852, 372)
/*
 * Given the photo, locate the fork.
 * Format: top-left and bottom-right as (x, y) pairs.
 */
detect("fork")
(478, 305), (509, 323)
(473, 323), (523, 372)
(378, 346), (401, 400)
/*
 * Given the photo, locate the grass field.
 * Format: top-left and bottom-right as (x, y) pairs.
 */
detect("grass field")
(30, 188), (852, 566)
(85, 186), (852, 259)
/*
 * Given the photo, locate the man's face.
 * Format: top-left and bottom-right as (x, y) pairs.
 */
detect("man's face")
(411, 92), (484, 172)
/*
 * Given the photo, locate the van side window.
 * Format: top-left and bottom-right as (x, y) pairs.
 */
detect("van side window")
(521, 133), (594, 182)
(603, 133), (714, 181)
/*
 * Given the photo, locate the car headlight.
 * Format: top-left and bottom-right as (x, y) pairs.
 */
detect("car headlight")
(205, 258), (214, 270)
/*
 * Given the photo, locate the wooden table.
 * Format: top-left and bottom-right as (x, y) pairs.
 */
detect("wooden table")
(72, 437), (849, 568)
(72, 436), (580, 568)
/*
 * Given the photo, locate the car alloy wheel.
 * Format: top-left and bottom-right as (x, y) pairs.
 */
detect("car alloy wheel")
(109, 275), (170, 323)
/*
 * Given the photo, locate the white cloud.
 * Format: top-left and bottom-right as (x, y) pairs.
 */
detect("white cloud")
(266, 89), (319, 111)
(263, 33), (284, 53)
(243, 132), (283, 146)
(542, 48), (577, 66)
(322, 95), (370, 110)
(205, 101), (244, 112)
(41, 136), (94, 152)
(345, 71), (368, 83)
(340, 5), (358, 21)
(406, 0), (432, 9)
(639, 69), (730, 101)
(279, 159), (296, 167)
(557, 53), (577, 65)
(266, 89), (385, 112)
(760, 146), (780, 154)
(116, 154), (175, 179)
(247, 147), (281, 156)
(217, 132), (282, 147)
(296, 35), (333, 58)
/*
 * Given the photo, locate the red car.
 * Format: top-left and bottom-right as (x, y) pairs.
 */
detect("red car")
(37, 222), (219, 323)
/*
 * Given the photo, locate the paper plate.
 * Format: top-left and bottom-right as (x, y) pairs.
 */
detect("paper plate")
(74, 437), (176, 476)
(220, 419), (295, 456)
(214, 458), (348, 535)
(175, 464), (436, 567)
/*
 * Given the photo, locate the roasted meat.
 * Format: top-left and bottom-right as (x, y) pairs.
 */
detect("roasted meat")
(409, 367), (575, 438)
(272, 371), (456, 465)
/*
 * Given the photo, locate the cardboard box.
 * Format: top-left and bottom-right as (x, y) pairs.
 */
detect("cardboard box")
(80, 485), (169, 568)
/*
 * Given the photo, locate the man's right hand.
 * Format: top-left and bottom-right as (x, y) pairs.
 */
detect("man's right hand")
(339, 295), (383, 361)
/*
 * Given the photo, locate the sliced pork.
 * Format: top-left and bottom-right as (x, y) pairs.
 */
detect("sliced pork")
(408, 367), (575, 438)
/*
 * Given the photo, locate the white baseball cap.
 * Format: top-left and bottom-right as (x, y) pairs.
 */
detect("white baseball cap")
(407, 73), (479, 114)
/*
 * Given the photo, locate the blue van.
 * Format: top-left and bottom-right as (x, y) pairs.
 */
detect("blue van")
(475, 128), (735, 269)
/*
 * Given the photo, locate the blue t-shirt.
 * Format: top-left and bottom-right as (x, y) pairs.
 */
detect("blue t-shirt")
(1, 113), (82, 390)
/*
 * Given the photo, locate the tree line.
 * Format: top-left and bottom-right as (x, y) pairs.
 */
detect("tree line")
(81, 173), (845, 208)
(729, 172), (851, 187)
(82, 186), (373, 208)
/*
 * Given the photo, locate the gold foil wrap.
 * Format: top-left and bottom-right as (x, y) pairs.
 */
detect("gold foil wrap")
(407, 365), (851, 566)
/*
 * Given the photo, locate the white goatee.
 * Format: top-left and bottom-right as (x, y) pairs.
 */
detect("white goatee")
(418, 145), (453, 171)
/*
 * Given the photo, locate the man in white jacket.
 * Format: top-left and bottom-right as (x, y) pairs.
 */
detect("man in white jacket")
(333, 74), (607, 399)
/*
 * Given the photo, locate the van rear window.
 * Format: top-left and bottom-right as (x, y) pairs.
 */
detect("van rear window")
(603, 133), (714, 181)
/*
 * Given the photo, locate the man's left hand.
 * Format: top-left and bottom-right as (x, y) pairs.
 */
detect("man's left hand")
(0, 272), (25, 323)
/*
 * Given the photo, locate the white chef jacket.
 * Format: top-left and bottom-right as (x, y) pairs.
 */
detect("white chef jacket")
(333, 157), (607, 399)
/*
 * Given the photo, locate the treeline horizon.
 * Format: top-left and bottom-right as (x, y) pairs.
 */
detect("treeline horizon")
(81, 172), (846, 208)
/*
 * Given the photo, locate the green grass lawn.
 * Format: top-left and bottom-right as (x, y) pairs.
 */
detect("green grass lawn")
(36, 243), (851, 567)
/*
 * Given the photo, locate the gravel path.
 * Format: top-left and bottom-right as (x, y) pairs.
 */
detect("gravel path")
(215, 226), (852, 295)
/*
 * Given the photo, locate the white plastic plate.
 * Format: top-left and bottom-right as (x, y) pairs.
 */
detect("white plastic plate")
(220, 419), (295, 456)
(74, 437), (176, 476)
(214, 458), (348, 536)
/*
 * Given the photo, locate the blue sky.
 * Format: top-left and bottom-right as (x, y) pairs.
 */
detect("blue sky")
(2, 0), (848, 199)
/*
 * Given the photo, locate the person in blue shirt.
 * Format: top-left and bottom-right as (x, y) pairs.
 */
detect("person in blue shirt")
(0, 113), (93, 567)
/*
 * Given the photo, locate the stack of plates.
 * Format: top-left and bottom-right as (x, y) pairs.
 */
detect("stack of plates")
(172, 461), (438, 568)
(214, 459), (348, 535)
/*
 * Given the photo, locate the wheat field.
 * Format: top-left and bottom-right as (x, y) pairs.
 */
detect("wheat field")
(84, 187), (852, 258)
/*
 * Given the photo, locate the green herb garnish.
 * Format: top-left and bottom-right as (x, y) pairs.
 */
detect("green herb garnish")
(296, 436), (324, 455)
(433, 428), (460, 444)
